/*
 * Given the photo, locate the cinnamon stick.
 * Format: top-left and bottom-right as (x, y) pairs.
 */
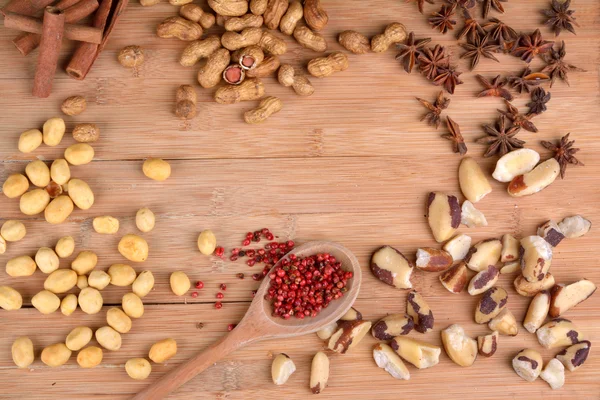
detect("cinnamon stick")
(1, 0), (55, 17)
(4, 12), (103, 44)
(13, 0), (99, 56)
(32, 7), (65, 98)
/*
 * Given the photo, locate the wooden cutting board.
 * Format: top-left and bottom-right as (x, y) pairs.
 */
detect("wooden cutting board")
(0, 0), (599, 398)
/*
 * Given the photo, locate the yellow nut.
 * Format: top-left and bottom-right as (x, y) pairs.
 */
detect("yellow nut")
(508, 158), (560, 197)
(208, 0), (248, 16)
(215, 78), (265, 104)
(197, 229), (217, 255)
(32, 290), (60, 314)
(170, 271), (191, 296)
(293, 26), (327, 52)
(520, 235), (552, 282)
(279, 1), (302, 35)
(512, 348), (542, 382)
(258, 31), (287, 55)
(467, 265), (500, 296)
(500, 234), (519, 263)
(126, 358), (152, 380)
(426, 192), (461, 243)
(439, 262), (468, 294)
(458, 157), (492, 203)
(107, 307), (133, 333)
(222, 27), (262, 51)
(310, 352), (329, 394)
(244, 96), (283, 124)
(41, 343), (72, 367)
(118, 234), (149, 262)
(406, 290), (434, 333)
(415, 247), (453, 272)
(61, 95), (86, 116)
(277, 64), (314, 96)
(42, 117), (66, 146)
(12, 337), (34, 368)
(441, 324), (478, 367)
(271, 353), (296, 385)
(64, 143), (94, 165)
(474, 287), (508, 324)
(371, 22), (407, 52)
(175, 85), (197, 120)
(537, 318), (584, 349)
(338, 30), (370, 54)
(71, 250), (98, 275)
(0, 236), (5, 255)
(122, 292), (144, 318)
(93, 216), (120, 234)
(493, 148), (540, 182)
(373, 343), (410, 380)
(149, 338), (178, 363)
(225, 13), (263, 31)
(556, 341), (591, 372)
(66, 326), (93, 351)
(6, 255), (37, 277)
(303, 0), (328, 31)
(558, 215), (591, 238)
(465, 239), (502, 272)
(550, 279), (596, 318)
(56, 236), (74, 258)
(246, 55), (280, 78)
(540, 358), (565, 389)
(44, 269), (77, 293)
(249, 0), (267, 15)
(500, 261), (520, 274)
(477, 330), (498, 357)
(1, 220), (26, 242)
(169, 0), (193, 5)
(157, 16), (203, 41)
(307, 51), (348, 78)
(95, 326), (122, 351)
(25, 159), (50, 187)
(461, 200), (488, 228)
(72, 123), (100, 143)
(180, 4), (216, 29)
(140, 0), (160, 6)
(370, 245), (413, 289)
(78, 287), (103, 314)
(77, 346), (103, 368)
(514, 272), (555, 297)
(197, 48), (231, 88)
(3, 173), (29, 198)
(18, 129), (42, 153)
(35, 247), (59, 273)
(108, 263), (137, 286)
(524, 290), (550, 333)
(88, 270), (110, 290)
(143, 158), (171, 181)
(0, 286), (23, 310)
(180, 35), (221, 67)
(50, 159), (71, 185)
(537, 220), (564, 247)
(263, 0), (288, 29)
(327, 320), (372, 354)
(45, 195), (74, 224)
(132, 270), (155, 298)
(488, 308), (518, 336)
(390, 337), (441, 369)
(61, 293), (78, 316)
(136, 207), (156, 233)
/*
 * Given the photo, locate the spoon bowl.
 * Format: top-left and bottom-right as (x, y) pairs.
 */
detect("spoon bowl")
(132, 241), (361, 400)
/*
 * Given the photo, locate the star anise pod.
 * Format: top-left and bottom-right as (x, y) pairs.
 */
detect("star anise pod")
(406, 0), (435, 14)
(395, 32), (432, 73)
(460, 32), (500, 70)
(541, 133), (584, 179)
(542, 41), (585, 87)
(506, 67), (549, 94)
(447, 0), (477, 9)
(416, 91), (451, 129)
(542, 0), (578, 36)
(477, 0), (507, 19)
(429, 4), (457, 34)
(457, 9), (485, 40)
(433, 64), (464, 94)
(418, 45), (450, 80)
(498, 37), (516, 54)
(482, 17), (517, 41)
(527, 87), (551, 116)
(477, 115), (524, 158)
(497, 100), (538, 132)
(476, 74), (513, 101)
(512, 29), (554, 63)
(442, 116), (467, 155)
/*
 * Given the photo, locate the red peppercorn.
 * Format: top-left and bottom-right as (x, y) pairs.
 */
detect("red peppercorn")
(252, 273), (262, 281)
(287, 241), (294, 248)
(215, 301), (223, 309)
(266, 233), (274, 240)
(228, 323), (236, 331)
(215, 246), (225, 257)
(230, 255), (239, 261)
(246, 249), (256, 257)
(232, 248), (240, 255)
(220, 283), (227, 291)
(247, 259), (256, 267)
(246, 232), (253, 239)
(251, 290), (257, 297)
(216, 292), (224, 299)
(237, 273), (245, 279)
(242, 239), (251, 246)
(191, 292), (198, 298)
(195, 281), (204, 289)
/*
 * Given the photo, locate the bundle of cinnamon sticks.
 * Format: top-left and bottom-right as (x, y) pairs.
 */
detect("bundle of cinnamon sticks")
(1, 0), (129, 98)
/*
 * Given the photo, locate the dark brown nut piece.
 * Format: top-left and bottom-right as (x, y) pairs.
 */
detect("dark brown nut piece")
(45, 181), (63, 198)
(304, 0), (328, 31)
(441, 324), (478, 367)
(426, 192), (461, 243)
(279, 1), (302, 35)
(439, 262), (468, 294)
(500, 261), (520, 274)
(271, 353), (296, 385)
(536, 318), (584, 349)
(327, 320), (372, 354)
(370, 246), (413, 289)
(258, 31), (287, 55)
(512, 349), (542, 382)
(508, 158), (560, 197)
(390, 337), (441, 369)
(371, 314), (414, 341)
(215, 79), (265, 104)
(208, 0), (248, 16)
(175, 85), (197, 120)
(373, 343), (410, 380)
(488, 308), (518, 336)
(371, 22), (407, 52)
(468, 265), (499, 296)
(235, 45), (264, 70)
(225, 13), (263, 31)
(406, 290), (433, 334)
(340, 307), (362, 321)
(556, 341), (591, 372)
(500, 234), (519, 263)
(277, 64), (314, 96)
(465, 239), (502, 272)
(223, 64), (246, 84)
(263, 0), (288, 30)
(293, 26), (327, 52)
(246, 55), (280, 77)
(198, 49), (232, 88)
(310, 352), (329, 394)
(250, 0), (267, 15)
(180, 35), (221, 67)
(514, 273), (555, 297)
(459, 157), (492, 203)
(443, 234), (471, 262)
(549, 279), (596, 317)
(540, 358), (565, 390)
(415, 248), (453, 272)
(61, 96), (86, 116)
(475, 287), (508, 324)
(477, 331), (498, 357)
(307, 52), (348, 78)
(157, 17), (203, 41)
(461, 200), (488, 228)
(558, 215), (592, 238)
(338, 30), (370, 54)
(72, 123), (99, 143)
(520, 236), (553, 282)
(118, 46), (144, 68)
(524, 290), (550, 333)
(180, 4), (216, 29)
(537, 220), (565, 247)
(222, 27), (263, 51)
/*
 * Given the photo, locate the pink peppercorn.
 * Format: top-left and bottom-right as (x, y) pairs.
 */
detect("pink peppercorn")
(191, 292), (198, 298)
(216, 292), (224, 299)
(195, 281), (204, 289)
(215, 302), (222, 309)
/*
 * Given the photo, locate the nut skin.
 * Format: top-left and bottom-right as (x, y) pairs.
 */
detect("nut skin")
(310, 352), (329, 394)
(549, 279), (596, 318)
(512, 349), (543, 382)
(0, 286), (23, 311)
(406, 290), (434, 333)
(493, 148), (540, 182)
(246, 55), (280, 77)
(524, 290), (550, 333)
(32, 290), (60, 314)
(508, 158), (560, 197)
(304, 0), (328, 31)
(20, 189), (50, 215)
(475, 287), (508, 324)
(45, 196), (74, 224)
(96, 326), (122, 351)
(12, 337), (34, 368)
(157, 17), (203, 41)
(6, 255), (37, 277)
(43, 117), (66, 147)
(77, 346), (103, 369)
(520, 235), (553, 282)
(35, 247), (59, 274)
(443, 234), (471, 262)
(536, 318), (584, 349)
(390, 336), (441, 369)
(426, 192), (461, 243)
(180, 4), (216, 29)
(244, 96), (283, 124)
(234, 45), (265, 70)
(67, 179), (94, 210)
(477, 331), (498, 357)
(149, 338), (177, 363)
(79, 287), (103, 314)
(308, 52), (348, 78)
(371, 22), (407, 52)
(338, 30), (370, 54)
(45, 181), (63, 198)
(271, 353), (296, 385)
(18, 129), (42, 153)
(26, 160), (50, 187)
(327, 319), (372, 354)
(293, 26), (327, 52)
(108, 264), (137, 286)
(556, 341), (591, 372)
(118, 46), (144, 68)
(198, 48), (231, 88)
(72, 123), (100, 143)
(373, 343), (410, 380)
(488, 308), (518, 336)
(3, 173), (29, 198)
(441, 324), (478, 367)
(259, 31), (287, 55)
(170, 271), (191, 296)
(500, 234), (519, 263)
(1, 220), (26, 242)
(279, 1), (302, 35)
(458, 157), (492, 203)
(224, 13), (263, 31)
(41, 343), (72, 367)
(107, 307), (132, 333)
(465, 239), (502, 272)
(118, 234), (149, 262)
(514, 273), (555, 297)
(370, 245), (414, 289)
(122, 293), (144, 318)
(215, 78), (265, 104)
(277, 64), (314, 96)
(88, 270), (110, 290)
(197, 230), (217, 255)
(371, 314), (414, 340)
(44, 269), (77, 293)
(64, 143), (94, 165)
(263, 0), (288, 30)
(61, 96), (86, 116)
(126, 358), (152, 380)
(180, 35), (221, 67)
(208, 0), (248, 16)
(537, 220), (564, 247)
(558, 215), (592, 238)
(132, 270), (155, 298)
(415, 248), (453, 272)
(439, 261), (468, 294)
(175, 85), (197, 120)
(468, 265), (500, 296)
(50, 159), (70, 185)
(55, 236), (75, 258)
(222, 27), (263, 51)
(140, 0), (160, 5)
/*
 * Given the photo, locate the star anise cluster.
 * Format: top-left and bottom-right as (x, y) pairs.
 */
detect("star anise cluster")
(416, 91), (451, 129)
(409, 43), (464, 94)
(476, 115), (524, 158)
(543, 0), (578, 36)
(511, 29), (554, 63)
(542, 41), (585, 87)
(541, 133), (584, 179)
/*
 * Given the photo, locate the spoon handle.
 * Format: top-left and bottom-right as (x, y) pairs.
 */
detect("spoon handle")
(131, 325), (258, 400)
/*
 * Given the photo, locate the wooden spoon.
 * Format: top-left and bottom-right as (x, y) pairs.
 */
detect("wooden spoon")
(132, 241), (361, 400)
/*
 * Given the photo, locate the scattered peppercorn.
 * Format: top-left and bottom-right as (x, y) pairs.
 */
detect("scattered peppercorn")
(215, 246), (225, 257)
(228, 324), (237, 331)
(215, 302), (223, 309)
(220, 283), (227, 291)
(236, 273), (245, 279)
(191, 291), (198, 298)
(216, 292), (224, 299)
(195, 281), (204, 289)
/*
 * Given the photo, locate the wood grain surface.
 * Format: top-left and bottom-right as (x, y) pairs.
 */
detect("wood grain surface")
(1, 0), (599, 399)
